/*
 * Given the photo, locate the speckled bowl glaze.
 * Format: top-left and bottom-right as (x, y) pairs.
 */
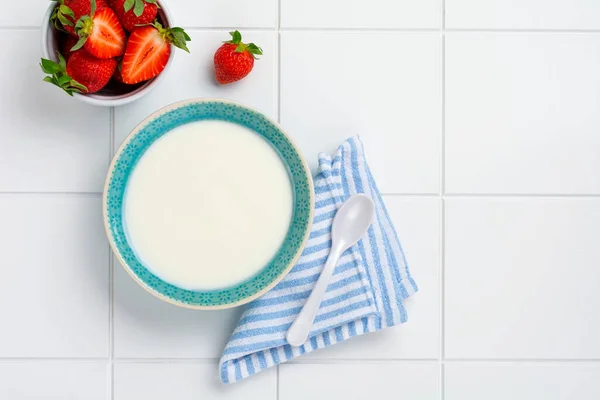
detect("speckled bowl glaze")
(41, 1), (175, 107)
(103, 99), (315, 309)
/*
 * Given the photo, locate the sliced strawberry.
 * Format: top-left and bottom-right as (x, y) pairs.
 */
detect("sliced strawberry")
(72, 0), (126, 59)
(50, 0), (107, 36)
(115, 0), (158, 32)
(40, 50), (117, 95)
(121, 21), (190, 84)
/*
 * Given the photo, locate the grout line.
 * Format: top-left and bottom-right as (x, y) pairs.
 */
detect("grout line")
(445, 28), (600, 33)
(443, 193), (600, 199)
(440, 0), (445, 396)
(276, 2), (281, 398)
(0, 192), (101, 197)
(279, 26), (439, 32)
(276, 365), (280, 400)
(4, 26), (600, 33)
(114, 358), (220, 363)
(180, 26), (276, 31)
(288, 358), (440, 364)
(1, 192), (598, 198)
(108, 106), (115, 400)
(3, 357), (600, 363)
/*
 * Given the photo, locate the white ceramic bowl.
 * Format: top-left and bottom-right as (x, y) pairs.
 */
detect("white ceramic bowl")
(41, 1), (175, 107)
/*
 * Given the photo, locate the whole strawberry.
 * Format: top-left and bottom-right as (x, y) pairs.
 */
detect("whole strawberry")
(40, 51), (117, 95)
(114, 0), (158, 32)
(50, 0), (107, 36)
(214, 31), (262, 84)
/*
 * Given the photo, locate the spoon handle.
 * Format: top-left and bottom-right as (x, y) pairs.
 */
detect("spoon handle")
(286, 245), (343, 347)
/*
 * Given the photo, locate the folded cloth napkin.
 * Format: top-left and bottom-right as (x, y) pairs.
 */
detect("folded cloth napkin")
(219, 136), (418, 383)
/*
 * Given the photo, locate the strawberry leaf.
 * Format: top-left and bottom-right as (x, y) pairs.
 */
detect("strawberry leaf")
(227, 30), (242, 45)
(90, 0), (96, 16)
(71, 36), (87, 51)
(124, 0), (135, 12)
(133, 0), (144, 17)
(40, 53), (89, 96)
(59, 4), (75, 19)
(167, 27), (191, 53)
(246, 43), (263, 58)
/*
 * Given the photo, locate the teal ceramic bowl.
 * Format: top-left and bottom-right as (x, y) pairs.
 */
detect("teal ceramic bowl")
(103, 99), (314, 309)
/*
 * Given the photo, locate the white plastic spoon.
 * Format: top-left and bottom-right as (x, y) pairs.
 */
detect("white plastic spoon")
(286, 194), (375, 347)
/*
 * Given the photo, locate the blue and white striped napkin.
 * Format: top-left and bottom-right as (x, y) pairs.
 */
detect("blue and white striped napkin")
(219, 136), (418, 383)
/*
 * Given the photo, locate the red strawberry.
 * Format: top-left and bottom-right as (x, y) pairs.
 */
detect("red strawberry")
(71, 2), (126, 59)
(40, 51), (117, 95)
(114, 0), (158, 32)
(50, 0), (107, 36)
(112, 61), (125, 83)
(213, 31), (262, 84)
(60, 34), (80, 60)
(121, 21), (190, 84)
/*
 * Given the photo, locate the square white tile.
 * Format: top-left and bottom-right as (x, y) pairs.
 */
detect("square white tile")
(167, 0), (276, 28)
(445, 33), (600, 194)
(114, 30), (277, 150)
(445, 198), (600, 358)
(0, 361), (108, 400)
(279, 363), (440, 400)
(114, 362), (276, 400)
(0, 30), (110, 192)
(281, 0), (440, 28)
(280, 32), (441, 194)
(302, 197), (440, 359)
(445, 363), (600, 400)
(0, 196), (109, 357)
(446, 0), (600, 30)
(3, 1), (53, 27)
(113, 264), (243, 358)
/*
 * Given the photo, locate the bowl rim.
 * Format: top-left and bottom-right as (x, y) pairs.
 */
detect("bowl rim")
(103, 98), (315, 309)
(40, 1), (175, 107)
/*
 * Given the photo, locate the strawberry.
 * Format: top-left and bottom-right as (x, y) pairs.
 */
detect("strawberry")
(114, 0), (159, 32)
(112, 61), (125, 83)
(121, 21), (190, 84)
(40, 51), (117, 95)
(213, 31), (262, 84)
(71, 0), (126, 59)
(60, 34), (80, 60)
(50, 0), (107, 36)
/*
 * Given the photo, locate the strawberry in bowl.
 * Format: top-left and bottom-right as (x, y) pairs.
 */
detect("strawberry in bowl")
(41, 0), (190, 106)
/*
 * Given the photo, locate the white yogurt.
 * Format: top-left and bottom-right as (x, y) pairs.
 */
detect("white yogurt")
(123, 120), (293, 290)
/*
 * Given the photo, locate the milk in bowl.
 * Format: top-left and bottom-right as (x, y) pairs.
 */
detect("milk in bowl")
(123, 120), (294, 290)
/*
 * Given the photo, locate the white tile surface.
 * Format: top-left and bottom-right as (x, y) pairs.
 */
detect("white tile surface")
(113, 264), (243, 358)
(114, 362), (276, 400)
(446, 0), (600, 30)
(281, 32), (441, 193)
(445, 363), (600, 400)
(114, 30), (276, 149)
(168, 0), (276, 28)
(279, 363), (440, 400)
(445, 198), (600, 359)
(0, 30), (110, 192)
(4, 1), (53, 28)
(0, 196), (109, 357)
(304, 197), (440, 359)
(445, 34), (600, 194)
(281, 0), (440, 28)
(6, 0), (600, 397)
(0, 361), (108, 400)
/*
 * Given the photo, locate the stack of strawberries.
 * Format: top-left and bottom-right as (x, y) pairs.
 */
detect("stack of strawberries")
(41, 0), (190, 95)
